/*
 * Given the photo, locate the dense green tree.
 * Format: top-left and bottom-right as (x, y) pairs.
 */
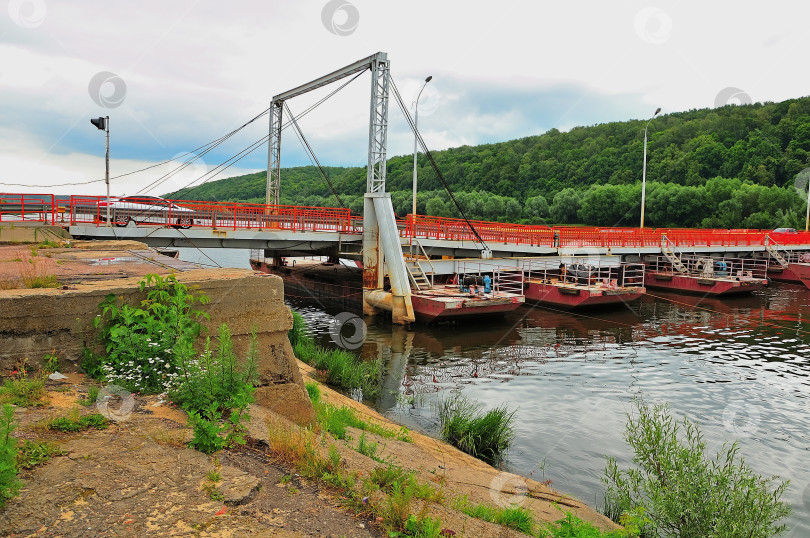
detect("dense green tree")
(549, 188), (581, 224)
(167, 96), (810, 228)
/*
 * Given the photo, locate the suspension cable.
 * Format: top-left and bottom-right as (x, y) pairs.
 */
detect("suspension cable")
(284, 102), (345, 208)
(388, 75), (489, 251)
(164, 69), (368, 202)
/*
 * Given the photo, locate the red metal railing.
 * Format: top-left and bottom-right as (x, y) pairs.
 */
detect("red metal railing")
(405, 214), (554, 246)
(2, 192), (810, 250)
(65, 196), (355, 233)
(403, 215), (810, 249)
(0, 193), (56, 224)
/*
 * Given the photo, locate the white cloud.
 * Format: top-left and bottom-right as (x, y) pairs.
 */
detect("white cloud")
(1, 0), (809, 195)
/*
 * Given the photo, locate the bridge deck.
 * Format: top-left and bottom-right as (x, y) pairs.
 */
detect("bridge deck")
(3, 193), (810, 257)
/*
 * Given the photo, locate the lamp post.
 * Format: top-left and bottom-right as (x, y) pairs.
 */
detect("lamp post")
(91, 116), (110, 226)
(411, 75), (432, 253)
(805, 174), (809, 232)
(640, 107), (661, 230)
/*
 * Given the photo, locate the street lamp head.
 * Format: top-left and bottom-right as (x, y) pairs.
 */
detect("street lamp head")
(425, 75), (433, 83)
(654, 107), (661, 116)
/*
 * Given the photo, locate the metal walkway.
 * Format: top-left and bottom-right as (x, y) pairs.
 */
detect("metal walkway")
(3, 193), (810, 258)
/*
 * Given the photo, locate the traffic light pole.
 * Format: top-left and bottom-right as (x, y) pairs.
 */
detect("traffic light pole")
(104, 116), (110, 227)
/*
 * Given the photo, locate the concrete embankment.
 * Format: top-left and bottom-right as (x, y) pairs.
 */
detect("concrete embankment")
(0, 239), (313, 424)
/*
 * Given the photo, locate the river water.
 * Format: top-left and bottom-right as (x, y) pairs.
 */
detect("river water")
(178, 248), (810, 533)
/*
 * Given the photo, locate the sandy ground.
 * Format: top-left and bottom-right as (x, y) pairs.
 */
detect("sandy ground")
(0, 367), (619, 537)
(0, 241), (197, 290)
(0, 374), (382, 537)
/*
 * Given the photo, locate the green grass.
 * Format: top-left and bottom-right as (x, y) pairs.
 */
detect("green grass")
(291, 312), (381, 400)
(47, 413), (109, 432)
(0, 405), (21, 507)
(78, 385), (100, 406)
(0, 375), (47, 407)
(306, 381), (412, 442)
(356, 432), (382, 461)
(24, 274), (60, 288)
(16, 440), (65, 469)
(453, 495), (534, 534)
(438, 395), (515, 465)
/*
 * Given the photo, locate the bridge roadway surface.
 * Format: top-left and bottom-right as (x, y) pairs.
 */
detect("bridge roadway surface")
(3, 194), (810, 275)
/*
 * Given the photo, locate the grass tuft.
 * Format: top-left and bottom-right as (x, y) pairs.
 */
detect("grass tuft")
(16, 440), (65, 469)
(453, 496), (534, 534)
(0, 373), (48, 407)
(47, 412), (109, 432)
(290, 312), (381, 400)
(438, 395), (515, 465)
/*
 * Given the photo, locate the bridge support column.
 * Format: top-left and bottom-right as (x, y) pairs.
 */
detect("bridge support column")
(362, 192), (415, 324)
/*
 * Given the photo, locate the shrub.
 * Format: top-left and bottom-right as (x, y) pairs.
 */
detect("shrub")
(171, 324), (257, 454)
(438, 395), (515, 465)
(603, 400), (791, 538)
(94, 273), (209, 393)
(0, 405), (21, 507)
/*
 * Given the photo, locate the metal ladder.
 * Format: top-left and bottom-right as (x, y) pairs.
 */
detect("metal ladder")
(662, 245), (689, 274)
(406, 240), (434, 291)
(765, 242), (789, 268)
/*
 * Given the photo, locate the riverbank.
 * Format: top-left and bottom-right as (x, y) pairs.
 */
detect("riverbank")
(0, 237), (618, 535)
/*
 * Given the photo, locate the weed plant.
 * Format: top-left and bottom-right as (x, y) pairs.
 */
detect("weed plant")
(48, 412), (109, 432)
(438, 395), (515, 465)
(79, 385), (100, 406)
(93, 273), (210, 393)
(290, 312), (381, 400)
(171, 325), (258, 454)
(306, 381), (411, 442)
(0, 405), (21, 507)
(356, 432), (381, 460)
(602, 399), (791, 538)
(0, 373), (47, 407)
(16, 440), (64, 469)
(453, 495), (534, 534)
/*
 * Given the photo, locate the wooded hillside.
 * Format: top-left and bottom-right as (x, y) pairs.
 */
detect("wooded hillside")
(169, 97), (810, 229)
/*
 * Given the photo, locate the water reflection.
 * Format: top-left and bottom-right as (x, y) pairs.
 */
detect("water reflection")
(292, 285), (810, 530)
(173, 248), (810, 530)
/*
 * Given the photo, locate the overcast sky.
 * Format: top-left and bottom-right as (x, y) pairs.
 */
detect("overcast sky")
(1, 1), (809, 197)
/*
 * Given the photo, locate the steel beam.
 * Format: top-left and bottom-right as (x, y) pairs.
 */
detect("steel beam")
(266, 102), (283, 206)
(366, 54), (390, 193)
(271, 53), (381, 103)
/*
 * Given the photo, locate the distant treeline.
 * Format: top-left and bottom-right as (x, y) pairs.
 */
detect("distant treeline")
(169, 96), (810, 229)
